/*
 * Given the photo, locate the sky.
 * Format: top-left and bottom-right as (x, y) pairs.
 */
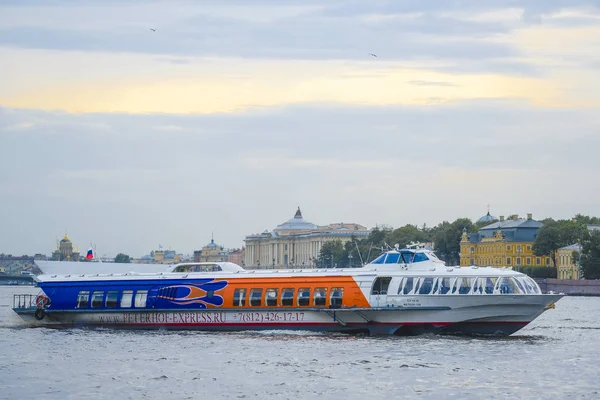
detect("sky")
(1, 0), (599, 258)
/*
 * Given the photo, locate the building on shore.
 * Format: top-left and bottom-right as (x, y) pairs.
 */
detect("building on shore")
(50, 234), (81, 261)
(193, 237), (229, 263)
(460, 213), (551, 268)
(244, 207), (370, 268)
(227, 248), (245, 266)
(556, 244), (582, 280)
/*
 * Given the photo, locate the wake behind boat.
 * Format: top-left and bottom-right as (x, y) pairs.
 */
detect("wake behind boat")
(13, 246), (562, 336)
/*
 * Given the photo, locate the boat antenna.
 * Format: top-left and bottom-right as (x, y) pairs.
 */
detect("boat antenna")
(354, 241), (364, 265)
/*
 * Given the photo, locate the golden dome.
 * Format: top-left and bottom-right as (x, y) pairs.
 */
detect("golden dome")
(60, 233), (71, 243)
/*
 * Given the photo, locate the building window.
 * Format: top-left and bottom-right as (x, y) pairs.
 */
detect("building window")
(330, 288), (343, 308)
(284, 244), (288, 251)
(314, 288), (327, 306)
(76, 291), (90, 308)
(281, 288), (294, 306)
(250, 289), (263, 306)
(134, 290), (148, 308)
(536, 257), (541, 265)
(91, 291), (104, 308)
(516, 258), (521, 265)
(105, 291), (119, 308)
(233, 288), (246, 306)
(121, 290), (133, 308)
(297, 288), (311, 306)
(265, 288), (278, 306)
(527, 245), (531, 251)
(527, 258), (531, 265)
(507, 245), (511, 251)
(546, 258), (551, 265)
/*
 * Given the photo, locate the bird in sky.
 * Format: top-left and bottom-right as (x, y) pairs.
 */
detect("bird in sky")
(369, 53), (377, 57)
(149, 28), (156, 32)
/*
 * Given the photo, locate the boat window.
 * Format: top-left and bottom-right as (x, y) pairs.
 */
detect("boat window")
(105, 291), (119, 308)
(371, 254), (386, 264)
(432, 278), (439, 294)
(458, 278), (473, 295)
(526, 277), (541, 294)
(134, 290), (148, 308)
(121, 290), (133, 308)
(314, 288), (327, 306)
(384, 253), (400, 264)
(250, 289), (263, 306)
(451, 278), (459, 294)
(497, 278), (520, 294)
(419, 278), (434, 294)
(471, 278), (483, 294)
(297, 288), (311, 306)
(281, 288), (295, 306)
(484, 278), (496, 294)
(330, 287), (343, 308)
(76, 291), (90, 308)
(402, 277), (414, 295)
(91, 291), (104, 308)
(413, 253), (429, 263)
(439, 278), (452, 294)
(400, 252), (413, 263)
(372, 277), (392, 295)
(266, 288), (278, 306)
(514, 278), (526, 294)
(233, 288), (246, 306)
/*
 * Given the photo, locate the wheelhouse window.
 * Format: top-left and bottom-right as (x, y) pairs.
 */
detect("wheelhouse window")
(91, 291), (104, 308)
(134, 290), (148, 308)
(233, 288), (246, 306)
(76, 291), (90, 308)
(250, 289), (263, 306)
(371, 254), (386, 264)
(384, 253), (400, 264)
(372, 277), (392, 295)
(400, 252), (414, 263)
(121, 290), (133, 308)
(281, 288), (294, 306)
(266, 288), (278, 306)
(314, 288), (327, 306)
(105, 291), (119, 308)
(413, 253), (429, 263)
(330, 288), (343, 308)
(297, 288), (311, 306)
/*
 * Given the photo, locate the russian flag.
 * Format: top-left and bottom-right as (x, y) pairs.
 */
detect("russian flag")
(86, 248), (94, 260)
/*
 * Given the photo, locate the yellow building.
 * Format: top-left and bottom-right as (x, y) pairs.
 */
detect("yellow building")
(194, 237), (228, 263)
(51, 234), (81, 261)
(460, 214), (551, 268)
(556, 244), (581, 280)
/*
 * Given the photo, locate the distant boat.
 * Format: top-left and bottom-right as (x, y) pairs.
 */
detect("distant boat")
(14, 246), (562, 336)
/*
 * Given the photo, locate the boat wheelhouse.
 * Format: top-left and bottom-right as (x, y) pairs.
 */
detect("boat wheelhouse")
(12, 247), (562, 336)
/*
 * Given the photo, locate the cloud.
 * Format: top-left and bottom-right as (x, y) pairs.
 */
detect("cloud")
(408, 80), (458, 87)
(1, 101), (599, 256)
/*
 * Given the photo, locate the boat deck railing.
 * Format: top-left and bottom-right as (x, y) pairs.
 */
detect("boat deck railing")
(13, 294), (37, 309)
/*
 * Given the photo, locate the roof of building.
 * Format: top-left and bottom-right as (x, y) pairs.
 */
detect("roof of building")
(476, 211), (497, 223)
(467, 215), (543, 243)
(60, 234), (71, 243)
(205, 239), (220, 249)
(274, 207), (319, 231)
(588, 225), (600, 231)
(559, 244), (582, 251)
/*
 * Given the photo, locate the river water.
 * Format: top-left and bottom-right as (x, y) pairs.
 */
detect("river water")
(0, 285), (598, 400)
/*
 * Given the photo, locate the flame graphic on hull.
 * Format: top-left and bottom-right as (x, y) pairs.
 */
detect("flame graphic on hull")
(157, 280), (227, 308)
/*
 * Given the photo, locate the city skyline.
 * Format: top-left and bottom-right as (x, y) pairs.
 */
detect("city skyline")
(1, 1), (599, 256)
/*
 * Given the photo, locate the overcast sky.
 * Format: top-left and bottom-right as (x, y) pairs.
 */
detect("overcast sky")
(1, 0), (599, 258)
